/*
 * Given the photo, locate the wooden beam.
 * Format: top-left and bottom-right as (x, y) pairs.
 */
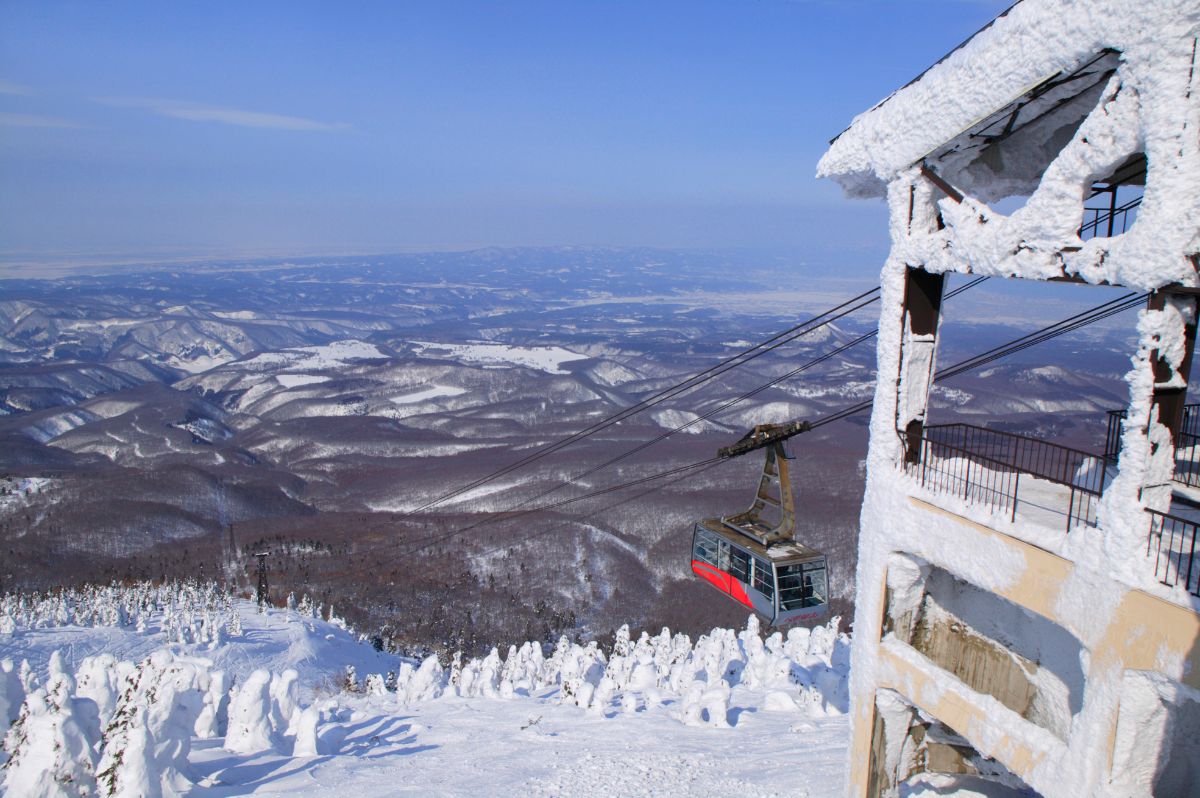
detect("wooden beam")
(900, 267), (947, 463)
(919, 164), (964, 204)
(1148, 292), (1199, 448)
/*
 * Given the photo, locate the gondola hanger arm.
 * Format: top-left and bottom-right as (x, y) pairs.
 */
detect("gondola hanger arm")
(717, 419), (811, 459)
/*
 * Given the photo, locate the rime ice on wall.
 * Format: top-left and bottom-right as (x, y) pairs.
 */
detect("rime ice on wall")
(819, 0), (1200, 293)
(820, 2), (1200, 795)
(821, 0), (1200, 588)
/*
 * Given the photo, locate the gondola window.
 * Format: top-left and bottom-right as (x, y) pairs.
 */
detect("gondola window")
(694, 527), (721, 567)
(778, 561), (828, 609)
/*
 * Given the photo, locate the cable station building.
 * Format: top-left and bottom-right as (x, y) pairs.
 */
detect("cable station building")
(818, 1), (1200, 796)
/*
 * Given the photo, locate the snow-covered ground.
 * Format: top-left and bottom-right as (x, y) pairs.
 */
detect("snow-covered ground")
(240, 341), (389, 373)
(0, 584), (851, 797)
(648, 408), (730, 435)
(275, 374), (331, 389)
(387, 385), (467, 405)
(169, 353), (238, 375)
(0, 478), (54, 513)
(407, 341), (588, 374)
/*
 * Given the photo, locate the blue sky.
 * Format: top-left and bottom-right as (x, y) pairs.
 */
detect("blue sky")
(0, 1), (1009, 268)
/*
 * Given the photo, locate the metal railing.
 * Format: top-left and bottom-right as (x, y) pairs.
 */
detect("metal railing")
(1146, 509), (1200, 597)
(1106, 404), (1200, 488)
(903, 423), (1107, 533)
(1080, 192), (1141, 240)
(1178, 431), (1200, 488)
(1104, 408), (1125, 462)
(904, 434), (1021, 522)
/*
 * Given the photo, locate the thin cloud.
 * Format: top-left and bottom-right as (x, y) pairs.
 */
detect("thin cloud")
(95, 97), (350, 131)
(0, 79), (33, 96)
(0, 112), (79, 129)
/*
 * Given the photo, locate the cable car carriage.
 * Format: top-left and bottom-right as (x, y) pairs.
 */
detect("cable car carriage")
(691, 421), (829, 626)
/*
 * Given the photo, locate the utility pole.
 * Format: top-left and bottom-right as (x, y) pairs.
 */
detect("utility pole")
(254, 550), (269, 612)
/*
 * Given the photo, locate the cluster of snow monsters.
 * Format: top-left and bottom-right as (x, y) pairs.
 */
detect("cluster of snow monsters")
(0, 605), (847, 797)
(347, 613), (849, 726)
(0, 582), (244, 643)
(1, 649), (232, 797)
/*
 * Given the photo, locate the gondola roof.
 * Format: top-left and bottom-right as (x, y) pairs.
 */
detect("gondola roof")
(696, 518), (824, 564)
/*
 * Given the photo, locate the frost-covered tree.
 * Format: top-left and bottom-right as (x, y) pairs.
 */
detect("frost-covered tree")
(364, 673), (387, 697)
(0, 658), (23, 733)
(144, 653), (204, 783)
(18, 659), (36, 694)
(405, 656), (444, 703)
(612, 624), (631, 657)
(97, 704), (158, 798)
(476, 648), (501, 699)
(2, 674), (98, 797)
(539, 636), (571, 689)
(224, 669), (277, 755)
(292, 702), (325, 757)
(456, 658), (477, 697)
(342, 664), (359, 693)
(270, 669), (301, 737)
(589, 676), (614, 715)
(93, 651), (203, 797)
(76, 654), (119, 730)
(194, 670), (229, 740)
(2, 682), (30, 767)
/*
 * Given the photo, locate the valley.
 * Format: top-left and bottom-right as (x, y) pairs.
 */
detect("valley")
(0, 247), (1139, 655)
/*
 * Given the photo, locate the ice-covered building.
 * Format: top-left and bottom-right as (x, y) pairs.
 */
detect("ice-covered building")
(818, 1), (1200, 795)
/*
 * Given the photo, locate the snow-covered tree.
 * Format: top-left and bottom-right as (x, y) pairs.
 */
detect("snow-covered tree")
(3, 674), (98, 797)
(342, 664), (359, 694)
(228, 610), (243, 638)
(76, 654), (119, 730)
(364, 673), (387, 697)
(0, 658), (23, 733)
(194, 670), (229, 740)
(589, 676), (614, 714)
(405, 656), (444, 703)
(143, 653), (204, 783)
(224, 669), (277, 755)
(612, 624), (631, 657)
(270, 669), (301, 737)
(18, 659), (36, 694)
(292, 702), (325, 757)
(97, 704), (157, 798)
(476, 648), (501, 699)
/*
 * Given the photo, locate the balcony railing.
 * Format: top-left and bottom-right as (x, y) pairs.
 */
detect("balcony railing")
(903, 422), (1200, 598)
(1146, 509), (1200, 597)
(1105, 404), (1200, 488)
(1080, 191), (1141, 240)
(903, 423), (1107, 533)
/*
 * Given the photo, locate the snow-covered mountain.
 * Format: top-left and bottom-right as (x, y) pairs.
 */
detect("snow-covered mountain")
(0, 248), (1142, 653)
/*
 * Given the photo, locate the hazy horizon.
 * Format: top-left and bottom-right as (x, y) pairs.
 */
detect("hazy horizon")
(1, 1), (1008, 276)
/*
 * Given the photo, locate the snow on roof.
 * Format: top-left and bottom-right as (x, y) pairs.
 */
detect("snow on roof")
(817, 0), (1200, 198)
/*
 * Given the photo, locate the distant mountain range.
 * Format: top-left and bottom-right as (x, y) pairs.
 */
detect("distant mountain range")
(0, 247), (1141, 651)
